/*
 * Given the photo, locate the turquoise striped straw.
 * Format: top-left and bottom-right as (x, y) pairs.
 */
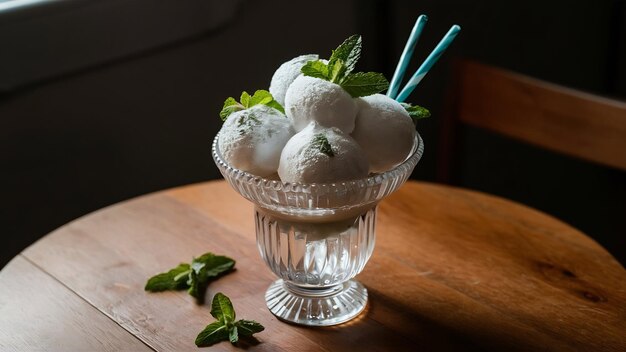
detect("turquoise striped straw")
(396, 24), (461, 103)
(387, 15), (428, 100)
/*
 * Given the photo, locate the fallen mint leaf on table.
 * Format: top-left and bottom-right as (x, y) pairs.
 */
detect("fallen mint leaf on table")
(196, 293), (264, 347)
(145, 252), (235, 304)
(211, 290), (236, 323)
(188, 253), (236, 304)
(144, 263), (190, 291)
(229, 326), (239, 344)
(195, 321), (229, 347)
(235, 320), (265, 337)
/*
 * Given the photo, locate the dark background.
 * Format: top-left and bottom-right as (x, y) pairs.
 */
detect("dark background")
(1, 0), (625, 268)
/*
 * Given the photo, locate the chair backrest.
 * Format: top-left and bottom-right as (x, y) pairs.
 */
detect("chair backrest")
(438, 60), (626, 181)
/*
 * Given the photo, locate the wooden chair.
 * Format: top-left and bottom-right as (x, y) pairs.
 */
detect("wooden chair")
(437, 60), (626, 182)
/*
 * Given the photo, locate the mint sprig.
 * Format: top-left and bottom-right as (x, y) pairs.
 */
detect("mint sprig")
(145, 252), (235, 304)
(187, 253), (235, 303)
(220, 90), (284, 121)
(220, 97), (244, 121)
(144, 263), (190, 291)
(340, 72), (389, 98)
(195, 293), (265, 347)
(301, 60), (329, 80)
(329, 34), (361, 76)
(401, 102), (431, 123)
(300, 35), (389, 98)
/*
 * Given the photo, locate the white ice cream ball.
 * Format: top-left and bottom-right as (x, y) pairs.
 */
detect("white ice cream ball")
(218, 105), (294, 177)
(352, 94), (416, 173)
(269, 54), (319, 106)
(284, 76), (357, 134)
(278, 122), (369, 184)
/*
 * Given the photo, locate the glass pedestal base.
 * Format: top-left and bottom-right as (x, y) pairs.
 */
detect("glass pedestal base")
(265, 279), (368, 326)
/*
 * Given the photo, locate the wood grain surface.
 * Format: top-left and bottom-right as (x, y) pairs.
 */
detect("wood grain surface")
(452, 60), (626, 171)
(0, 256), (152, 352)
(2, 180), (625, 351)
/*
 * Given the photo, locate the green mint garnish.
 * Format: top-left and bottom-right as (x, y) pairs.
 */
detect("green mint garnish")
(247, 90), (271, 106)
(301, 60), (329, 80)
(195, 293), (265, 347)
(312, 133), (334, 157)
(340, 72), (389, 98)
(219, 90), (284, 121)
(220, 97), (244, 121)
(239, 91), (251, 107)
(188, 253), (236, 303)
(401, 102), (431, 123)
(195, 321), (229, 347)
(300, 35), (389, 98)
(145, 252), (235, 304)
(144, 263), (191, 292)
(329, 58), (347, 83)
(329, 34), (362, 76)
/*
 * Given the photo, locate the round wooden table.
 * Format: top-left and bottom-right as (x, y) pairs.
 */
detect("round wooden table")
(1, 181), (625, 351)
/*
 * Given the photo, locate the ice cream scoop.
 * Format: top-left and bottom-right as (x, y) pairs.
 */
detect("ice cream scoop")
(218, 105), (294, 177)
(278, 122), (369, 183)
(352, 94), (416, 173)
(284, 76), (357, 134)
(269, 54), (319, 106)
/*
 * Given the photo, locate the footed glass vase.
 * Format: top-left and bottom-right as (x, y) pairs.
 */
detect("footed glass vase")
(212, 133), (423, 326)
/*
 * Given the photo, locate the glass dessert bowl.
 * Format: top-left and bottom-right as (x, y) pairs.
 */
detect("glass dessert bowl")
(212, 133), (424, 326)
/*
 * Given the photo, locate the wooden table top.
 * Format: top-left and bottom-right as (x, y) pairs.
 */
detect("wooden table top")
(1, 180), (625, 351)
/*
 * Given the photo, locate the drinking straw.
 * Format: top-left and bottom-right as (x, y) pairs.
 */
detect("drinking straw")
(395, 24), (461, 103)
(387, 15), (429, 100)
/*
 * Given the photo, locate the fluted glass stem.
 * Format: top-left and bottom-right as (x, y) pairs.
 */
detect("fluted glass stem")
(255, 207), (376, 325)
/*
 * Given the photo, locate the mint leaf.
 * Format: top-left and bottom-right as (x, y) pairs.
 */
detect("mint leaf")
(249, 90), (273, 106)
(196, 293), (265, 347)
(187, 269), (205, 303)
(193, 253), (236, 279)
(220, 91), (284, 121)
(312, 133), (334, 157)
(188, 253), (235, 303)
(401, 102), (431, 122)
(211, 292), (236, 323)
(340, 72), (389, 98)
(329, 34), (361, 76)
(229, 326), (239, 344)
(249, 90), (285, 113)
(144, 263), (190, 292)
(300, 35), (390, 95)
(195, 321), (229, 347)
(265, 99), (285, 114)
(235, 320), (265, 336)
(146, 252), (236, 307)
(240, 91), (251, 108)
(301, 60), (330, 80)
(328, 59), (347, 84)
(220, 97), (245, 121)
